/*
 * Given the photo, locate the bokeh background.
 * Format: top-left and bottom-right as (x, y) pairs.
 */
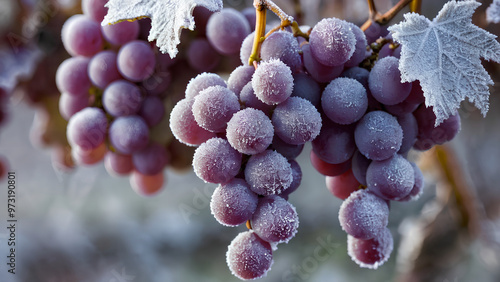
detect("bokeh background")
(1, 0), (500, 281)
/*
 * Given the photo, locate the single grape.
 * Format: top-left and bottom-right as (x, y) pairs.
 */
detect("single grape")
(363, 21), (389, 44)
(239, 82), (274, 114)
(59, 92), (89, 121)
(309, 150), (352, 176)
(61, 14), (103, 57)
(56, 56), (91, 97)
(192, 85), (240, 133)
(385, 80), (425, 116)
(326, 169), (361, 200)
(130, 171), (164, 196)
(368, 56), (412, 105)
(271, 135), (304, 160)
(72, 142), (107, 166)
(226, 108), (274, 155)
(227, 65), (255, 97)
(340, 67), (370, 88)
(272, 97), (322, 145)
(366, 154), (415, 201)
(102, 80), (143, 117)
(312, 120), (356, 164)
(397, 113), (418, 154)
(309, 17), (355, 66)
(206, 8), (251, 55)
(251, 195), (299, 244)
(104, 151), (134, 176)
(339, 189), (389, 240)
(67, 107), (108, 150)
(413, 105), (461, 150)
(185, 72), (227, 100)
(109, 115), (150, 154)
(117, 40), (156, 82)
(88, 50), (122, 89)
(193, 138), (242, 184)
(244, 150), (292, 196)
(354, 111), (403, 161)
(322, 77), (368, 125)
(252, 59), (293, 105)
(81, 0), (108, 22)
(132, 142), (169, 175)
(169, 98), (216, 147)
(301, 44), (344, 83)
(210, 178), (259, 226)
(344, 23), (368, 67)
(347, 227), (393, 269)
(239, 32), (255, 65)
(291, 73), (321, 108)
(226, 231), (273, 280)
(187, 38), (221, 72)
(102, 20), (140, 46)
(261, 31), (302, 72)
(139, 96), (165, 128)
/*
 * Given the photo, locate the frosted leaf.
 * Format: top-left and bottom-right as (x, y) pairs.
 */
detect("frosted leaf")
(389, 0), (500, 125)
(487, 0), (500, 24)
(102, 0), (223, 58)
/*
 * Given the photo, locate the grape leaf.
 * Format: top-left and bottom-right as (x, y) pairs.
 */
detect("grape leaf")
(487, 0), (500, 24)
(102, 0), (223, 58)
(389, 0), (500, 126)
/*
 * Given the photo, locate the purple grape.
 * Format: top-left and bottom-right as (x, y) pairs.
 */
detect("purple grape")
(185, 72), (227, 99)
(169, 98), (216, 146)
(139, 96), (165, 128)
(272, 97), (322, 145)
(309, 17), (355, 66)
(322, 77), (368, 125)
(192, 6), (213, 37)
(56, 56), (91, 97)
(226, 231), (273, 280)
(102, 20), (139, 46)
(104, 151), (133, 176)
(340, 67), (370, 88)
(81, 0), (108, 22)
(397, 113), (418, 154)
(326, 169), (360, 200)
(109, 115), (150, 154)
(261, 31), (302, 72)
(252, 59), (293, 105)
(239, 82), (274, 114)
(312, 120), (356, 164)
(102, 80), (143, 117)
(130, 171), (164, 196)
(88, 50), (122, 89)
(280, 160), (302, 199)
(339, 189), (389, 239)
(210, 178), (258, 226)
(366, 154), (415, 201)
(141, 71), (172, 96)
(192, 138), (242, 184)
(227, 65), (255, 97)
(310, 150), (352, 177)
(244, 150), (292, 196)
(72, 142), (107, 166)
(368, 56), (412, 105)
(206, 8), (251, 55)
(61, 15), (103, 57)
(354, 111), (403, 161)
(67, 107), (108, 150)
(251, 195), (299, 243)
(271, 135), (304, 160)
(385, 81), (425, 116)
(351, 150), (371, 186)
(239, 32), (255, 65)
(301, 44), (344, 83)
(241, 7), (256, 30)
(347, 227), (393, 269)
(291, 73), (321, 108)
(192, 85), (240, 133)
(399, 162), (424, 202)
(226, 108), (274, 155)
(413, 105), (461, 150)
(187, 38), (221, 72)
(132, 142), (168, 175)
(345, 23), (368, 67)
(364, 21), (389, 44)
(59, 92), (89, 121)
(117, 40), (156, 82)
(378, 43), (401, 59)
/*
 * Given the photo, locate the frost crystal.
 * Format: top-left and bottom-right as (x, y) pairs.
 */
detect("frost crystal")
(487, 0), (500, 24)
(102, 0), (223, 58)
(389, 0), (500, 125)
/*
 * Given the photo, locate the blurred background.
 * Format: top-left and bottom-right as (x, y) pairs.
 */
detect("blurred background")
(1, 0), (500, 281)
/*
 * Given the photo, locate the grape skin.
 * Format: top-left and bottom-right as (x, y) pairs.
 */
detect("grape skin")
(226, 231), (273, 280)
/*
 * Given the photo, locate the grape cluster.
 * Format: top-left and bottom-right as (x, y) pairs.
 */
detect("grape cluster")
(57, 0), (190, 196)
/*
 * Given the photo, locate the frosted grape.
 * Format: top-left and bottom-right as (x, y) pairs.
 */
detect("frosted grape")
(271, 135), (304, 160)
(81, 0), (108, 22)
(226, 231), (273, 280)
(130, 171), (164, 197)
(309, 17), (356, 66)
(109, 115), (150, 154)
(61, 15), (103, 57)
(102, 20), (139, 46)
(210, 178), (258, 226)
(56, 57), (91, 97)
(244, 150), (292, 196)
(139, 96), (165, 128)
(347, 227), (393, 269)
(227, 65), (255, 97)
(291, 73), (321, 108)
(67, 107), (108, 150)
(187, 38), (221, 72)
(192, 138), (242, 184)
(309, 150), (351, 177)
(251, 195), (299, 244)
(185, 72), (227, 100)
(397, 113), (418, 154)
(252, 59), (293, 105)
(366, 154), (415, 201)
(280, 160), (302, 199)
(261, 31), (302, 72)
(344, 23), (369, 67)
(117, 40), (155, 82)
(102, 80), (143, 117)
(132, 142), (169, 175)
(226, 108), (274, 155)
(326, 169), (361, 200)
(368, 56), (412, 105)
(339, 189), (389, 240)
(239, 32), (255, 65)
(169, 98), (216, 147)
(59, 92), (89, 121)
(301, 44), (344, 83)
(206, 8), (251, 55)
(400, 162), (424, 202)
(104, 151), (133, 176)
(322, 77), (368, 125)
(239, 82), (274, 114)
(312, 120), (356, 164)
(88, 50), (121, 89)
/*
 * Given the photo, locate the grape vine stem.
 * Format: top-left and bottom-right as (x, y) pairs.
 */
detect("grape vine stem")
(361, 0), (413, 31)
(248, 0), (309, 66)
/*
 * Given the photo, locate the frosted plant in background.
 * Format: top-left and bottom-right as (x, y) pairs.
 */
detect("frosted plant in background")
(487, 0), (500, 24)
(389, 0), (500, 126)
(102, 0), (223, 57)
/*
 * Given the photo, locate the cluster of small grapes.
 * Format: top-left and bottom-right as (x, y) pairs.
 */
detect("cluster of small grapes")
(299, 18), (461, 269)
(56, 0), (183, 195)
